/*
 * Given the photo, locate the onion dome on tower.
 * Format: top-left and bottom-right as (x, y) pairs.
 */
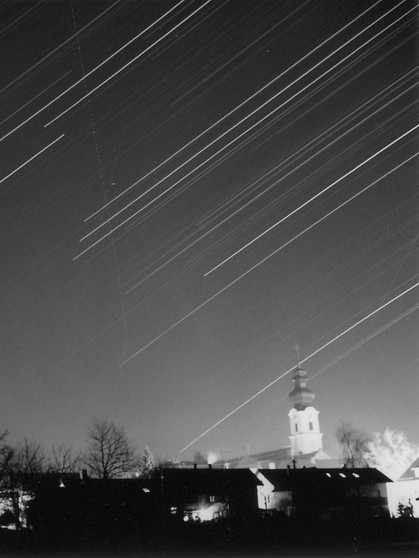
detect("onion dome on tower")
(288, 365), (315, 411)
(288, 363), (323, 458)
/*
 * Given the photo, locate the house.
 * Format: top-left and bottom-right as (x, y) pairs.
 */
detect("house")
(26, 473), (155, 539)
(26, 467), (261, 531)
(255, 466), (391, 521)
(159, 466), (261, 522)
(386, 457), (419, 518)
(1, 472), (82, 530)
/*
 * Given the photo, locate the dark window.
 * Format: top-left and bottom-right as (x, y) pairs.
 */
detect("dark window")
(309, 422), (313, 431)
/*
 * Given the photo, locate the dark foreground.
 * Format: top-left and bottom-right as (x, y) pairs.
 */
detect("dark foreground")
(1, 517), (418, 558)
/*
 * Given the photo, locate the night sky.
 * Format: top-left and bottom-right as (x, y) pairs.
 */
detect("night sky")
(1, 0), (418, 464)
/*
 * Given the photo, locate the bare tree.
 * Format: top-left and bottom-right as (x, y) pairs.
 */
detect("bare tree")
(0, 429), (14, 488)
(49, 445), (81, 474)
(8, 437), (47, 529)
(14, 437), (47, 476)
(335, 422), (371, 468)
(365, 428), (419, 481)
(81, 419), (139, 479)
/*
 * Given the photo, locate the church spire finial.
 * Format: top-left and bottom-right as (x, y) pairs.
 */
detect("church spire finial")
(294, 344), (301, 368)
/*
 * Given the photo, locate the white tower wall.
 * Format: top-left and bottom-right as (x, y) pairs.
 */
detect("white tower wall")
(288, 406), (323, 456)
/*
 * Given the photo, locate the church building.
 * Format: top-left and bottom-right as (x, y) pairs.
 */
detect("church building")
(218, 363), (338, 469)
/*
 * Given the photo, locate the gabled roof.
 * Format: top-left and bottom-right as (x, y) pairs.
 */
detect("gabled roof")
(399, 457), (419, 480)
(161, 467), (262, 492)
(248, 447), (291, 463)
(31, 475), (153, 493)
(258, 467), (392, 489)
(223, 447), (341, 469)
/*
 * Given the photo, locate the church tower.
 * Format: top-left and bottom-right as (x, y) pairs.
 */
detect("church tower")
(288, 364), (323, 457)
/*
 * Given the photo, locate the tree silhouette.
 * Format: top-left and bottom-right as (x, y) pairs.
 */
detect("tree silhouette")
(81, 419), (139, 479)
(0, 430), (14, 489)
(397, 499), (414, 518)
(139, 446), (156, 478)
(49, 444), (80, 474)
(14, 437), (47, 479)
(335, 422), (371, 468)
(6, 437), (46, 529)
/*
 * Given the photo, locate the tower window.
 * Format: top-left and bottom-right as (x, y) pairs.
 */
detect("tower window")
(295, 424), (298, 432)
(309, 422), (313, 431)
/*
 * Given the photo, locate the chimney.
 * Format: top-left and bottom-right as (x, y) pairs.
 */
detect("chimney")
(80, 469), (88, 481)
(194, 463), (197, 470)
(208, 463), (212, 469)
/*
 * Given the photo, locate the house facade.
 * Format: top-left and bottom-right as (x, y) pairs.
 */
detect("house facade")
(386, 457), (419, 518)
(255, 466), (391, 520)
(160, 467), (261, 522)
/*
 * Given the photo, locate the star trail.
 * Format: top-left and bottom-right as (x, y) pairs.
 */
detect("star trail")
(1, 0), (417, 461)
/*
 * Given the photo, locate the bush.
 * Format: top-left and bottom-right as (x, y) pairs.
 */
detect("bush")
(397, 499), (414, 519)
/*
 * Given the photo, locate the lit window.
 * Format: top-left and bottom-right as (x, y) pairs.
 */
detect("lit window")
(339, 473), (346, 478)
(326, 473), (331, 478)
(209, 495), (215, 503)
(352, 473), (360, 478)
